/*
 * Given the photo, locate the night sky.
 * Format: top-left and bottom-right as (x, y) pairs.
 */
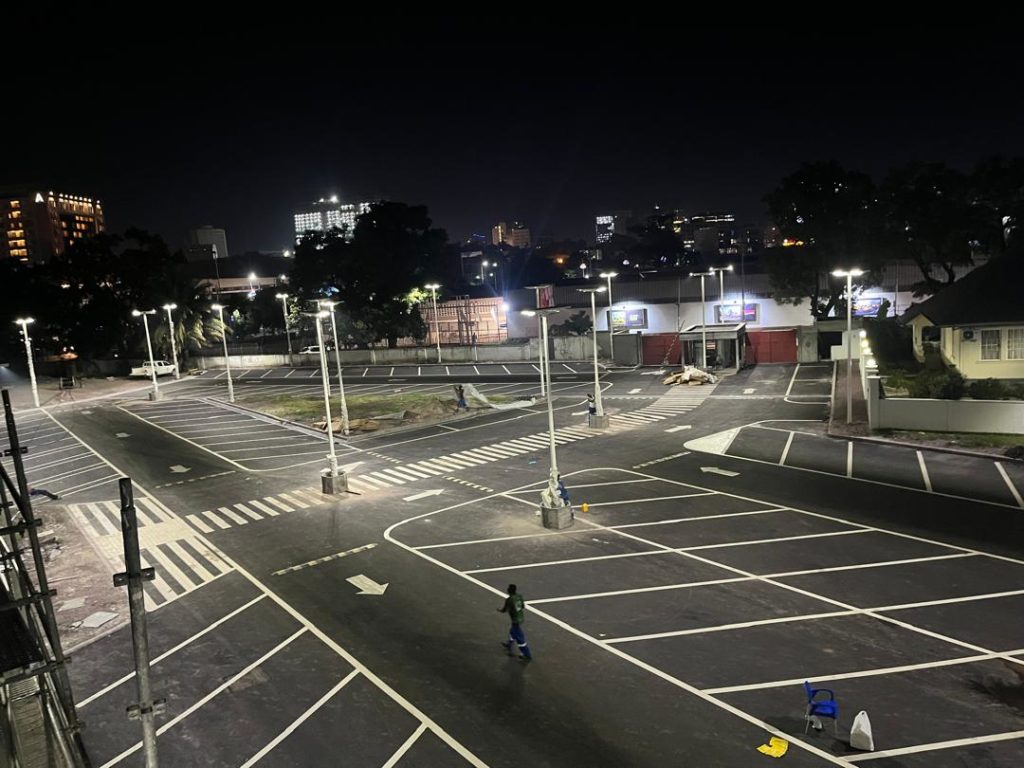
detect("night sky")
(9, 21), (1024, 253)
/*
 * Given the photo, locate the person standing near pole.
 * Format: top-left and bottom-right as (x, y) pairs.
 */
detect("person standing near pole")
(498, 584), (532, 661)
(454, 384), (467, 412)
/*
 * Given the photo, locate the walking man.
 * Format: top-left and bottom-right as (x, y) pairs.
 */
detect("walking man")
(498, 584), (532, 661)
(454, 384), (468, 412)
(587, 393), (597, 424)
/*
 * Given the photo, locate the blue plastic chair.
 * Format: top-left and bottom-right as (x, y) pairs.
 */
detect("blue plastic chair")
(803, 681), (839, 735)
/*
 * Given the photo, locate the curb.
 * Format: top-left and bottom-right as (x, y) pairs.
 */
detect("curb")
(826, 428), (1023, 463)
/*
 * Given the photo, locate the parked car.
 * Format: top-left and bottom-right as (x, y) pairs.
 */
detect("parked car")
(300, 345), (335, 354)
(130, 360), (177, 377)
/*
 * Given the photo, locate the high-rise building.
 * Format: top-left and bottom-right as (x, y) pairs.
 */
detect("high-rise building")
(185, 225), (230, 262)
(491, 222), (508, 246)
(506, 222), (531, 248)
(1, 189), (105, 262)
(690, 212), (739, 256)
(293, 196), (372, 243)
(595, 211), (634, 244)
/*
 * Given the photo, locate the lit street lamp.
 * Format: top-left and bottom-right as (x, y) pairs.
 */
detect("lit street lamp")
(132, 309), (160, 401)
(525, 285), (554, 397)
(522, 308), (572, 529)
(425, 283), (442, 363)
(276, 293), (293, 357)
(14, 318), (39, 408)
(313, 310), (347, 494)
(162, 303), (180, 380)
(600, 271), (618, 362)
(711, 265), (734, 303)
(247, 272), (257, 298)
(689, 271), (715, 369)
(480, 259), (489, 284)
(578, 287), (608, 429)
(211, 304), (235, 403)
(319, 300), (351, 437)
(832, 268), (866, 424)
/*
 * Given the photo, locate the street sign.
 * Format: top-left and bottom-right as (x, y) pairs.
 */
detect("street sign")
(2, 447), (28, 456)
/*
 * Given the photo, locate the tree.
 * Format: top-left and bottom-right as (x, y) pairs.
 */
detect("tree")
(763, 161), (882, 318)
(290, 202), (447, 347)
(552, 310), (592, 336)
(626, 210), (695, 270)
(878, 162), (986, 294)
(151, 265), (225, 362)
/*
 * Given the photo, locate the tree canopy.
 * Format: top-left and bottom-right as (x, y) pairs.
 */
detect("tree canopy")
(290, 202), (448, 347)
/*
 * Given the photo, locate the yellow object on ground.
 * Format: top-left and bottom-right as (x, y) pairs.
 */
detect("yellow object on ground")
(756, 737), (789, 757)
(581, 503), (590, 513)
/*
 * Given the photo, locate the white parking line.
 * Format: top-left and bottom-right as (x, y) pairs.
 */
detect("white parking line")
(779, 432), (794, 466)
(996, 462), (1024, 508)
(238, 669), (361, 768)
(844, 730), (1024, 763)
(846, 441), (853, 477)
(917, 450), (933, 492)
(98, 629), (308, 768)
(77, 594), (268, 709)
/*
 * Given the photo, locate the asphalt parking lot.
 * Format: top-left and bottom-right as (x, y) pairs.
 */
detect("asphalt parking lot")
(116, 399), (358, 472)
(70, 568), (484, 767)
(194, 361), (592, 381)
(689, 423), (1024, 509)
(388, 467), (1024, 765)
(0, 407), (121, 500)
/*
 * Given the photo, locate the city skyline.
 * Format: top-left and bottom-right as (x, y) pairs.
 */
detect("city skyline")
(7, 22), (1024, 253)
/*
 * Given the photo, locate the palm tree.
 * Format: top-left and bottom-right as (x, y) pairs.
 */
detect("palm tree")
(151, 268), (226, 365)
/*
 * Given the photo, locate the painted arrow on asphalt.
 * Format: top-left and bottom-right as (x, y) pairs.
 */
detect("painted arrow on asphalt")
(700, 466), (740, 477)
(403, 489), (445, 502)
(743, 388), (757, 394)
(338, 461), (364, 473)
(169, 465), (191, 474)
(115, 432), (130, 438)
(346, 574), (388, 596)
(640, 369), (666, 376)
(665, 425), (692, 433)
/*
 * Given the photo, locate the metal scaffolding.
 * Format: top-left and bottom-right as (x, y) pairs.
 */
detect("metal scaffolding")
(0, 390), (88, 767)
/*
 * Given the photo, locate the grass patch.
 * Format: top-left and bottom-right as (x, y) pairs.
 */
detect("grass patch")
(879, 429), (1023, 450)
(235, 390), (513, 429)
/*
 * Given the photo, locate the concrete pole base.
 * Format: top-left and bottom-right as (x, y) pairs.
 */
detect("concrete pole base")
(148, 390), (162, 402)
(588, 414), (610, 429)
(541, 504), (574, 530)
(320, 471), (348, 495)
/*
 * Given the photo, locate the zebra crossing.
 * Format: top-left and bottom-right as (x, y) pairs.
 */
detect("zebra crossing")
(66, 497), (233, 611)
(342, 383), (717, 494)
(182, 486), (329, 533)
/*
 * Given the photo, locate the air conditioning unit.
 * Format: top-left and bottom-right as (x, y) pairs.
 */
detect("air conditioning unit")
(962, 329), (976, 341)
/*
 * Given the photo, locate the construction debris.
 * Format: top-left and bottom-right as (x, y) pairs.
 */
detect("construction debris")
(663, 366), (717, 386)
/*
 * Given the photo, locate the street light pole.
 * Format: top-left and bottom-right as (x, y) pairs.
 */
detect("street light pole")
(525, 285), (552, 398)
(14, 318), (39, 408)
(600, 271), (617, 363)
(689, 271), (713, 369)
(132, 309), (160, 401)
(162, 303), (179, 380)
(320, 301), (350, 437)
(832, 268), (865, 425)
(314, 311), (346, 494)
(276, 293), (293, 357)
(211, 304), (235, 403)
(426, 283), (442, 363)
(578, 287), (608, 429)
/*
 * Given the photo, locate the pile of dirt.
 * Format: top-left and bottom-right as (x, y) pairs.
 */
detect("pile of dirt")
(663, 366), (717, 386)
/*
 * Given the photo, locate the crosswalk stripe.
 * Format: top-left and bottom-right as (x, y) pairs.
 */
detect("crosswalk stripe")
(375, 469), (409, 484)
(437, 456), (475, 467)
(148, 545), (196, 592)
(234, 503), (263, 521)
(407, 463), (442, 476)
(139, 550), (177, 600)
(165, 540), (215, 581)
(201, 510), (231, 529)
(290, 488), (327, 505)
(130, 500), (160, 526)
(450, 453), (487, 465)
(355, 474), (390, 488)
(279, 492), (309, 509)
(84, 503), (119, 536)
(187, 514), (215, 533)
(266, 497), (294, 512)
(389, 466), (431, 480)
(249, 499), (280, 516)
(218, 506), (249, 525)
(136, 497), (171, 522)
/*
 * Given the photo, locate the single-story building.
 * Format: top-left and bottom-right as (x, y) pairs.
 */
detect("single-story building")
(902, 256), (1024, 380)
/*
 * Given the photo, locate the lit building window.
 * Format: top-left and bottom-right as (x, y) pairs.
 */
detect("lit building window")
(981, 329), (1001, 360)
(1008, 328), (1024, 360)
